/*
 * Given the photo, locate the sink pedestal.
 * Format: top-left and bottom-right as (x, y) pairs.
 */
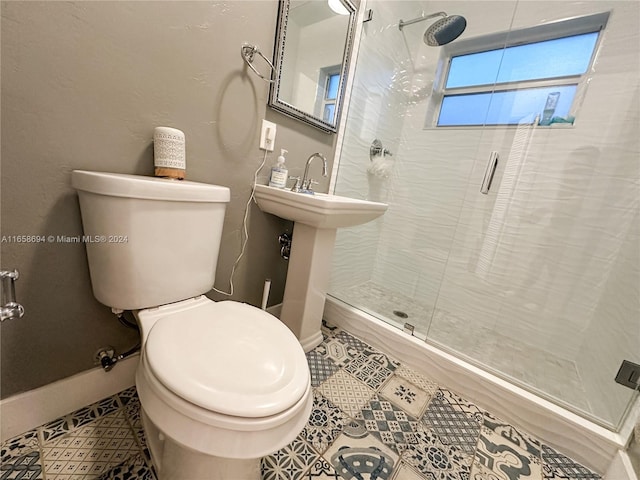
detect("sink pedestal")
(280, 223), (337, 352)
(253, 184), (387, 352)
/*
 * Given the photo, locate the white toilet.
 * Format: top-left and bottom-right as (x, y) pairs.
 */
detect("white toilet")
(71, 170), (313, 480)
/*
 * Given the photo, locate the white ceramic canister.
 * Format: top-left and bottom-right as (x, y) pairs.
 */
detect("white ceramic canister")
(154, 127), (186, 180)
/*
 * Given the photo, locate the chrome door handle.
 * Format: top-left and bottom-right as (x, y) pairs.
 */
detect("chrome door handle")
(480, 151), (499, 194)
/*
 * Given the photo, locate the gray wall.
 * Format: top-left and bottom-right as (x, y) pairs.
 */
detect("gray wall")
(0, 1), (336, 399)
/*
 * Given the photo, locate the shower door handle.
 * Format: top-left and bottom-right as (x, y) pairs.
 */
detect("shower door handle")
(480, 151), (499, 194)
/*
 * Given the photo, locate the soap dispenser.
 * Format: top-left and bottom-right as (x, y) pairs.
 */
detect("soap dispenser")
(268, 149), (289, 188)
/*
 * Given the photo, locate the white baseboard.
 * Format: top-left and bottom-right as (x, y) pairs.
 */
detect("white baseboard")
(0, 353), (138, 442)
(605, 450), (639, 480)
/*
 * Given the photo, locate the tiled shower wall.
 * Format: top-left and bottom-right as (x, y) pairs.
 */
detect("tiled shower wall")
(329, 0), (639, 427)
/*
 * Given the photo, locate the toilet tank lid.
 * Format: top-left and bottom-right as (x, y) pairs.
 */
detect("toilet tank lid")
(71, 170), (230, 203)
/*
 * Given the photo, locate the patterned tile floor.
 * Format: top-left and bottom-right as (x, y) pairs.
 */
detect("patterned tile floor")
(1, 322), (602, 480)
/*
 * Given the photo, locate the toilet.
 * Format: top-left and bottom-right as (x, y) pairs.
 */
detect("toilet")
(71, 170), (313, 480)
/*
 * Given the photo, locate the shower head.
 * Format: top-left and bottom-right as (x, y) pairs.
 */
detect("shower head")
(424, 15), (467, 46)
(398, 12), (467, 46)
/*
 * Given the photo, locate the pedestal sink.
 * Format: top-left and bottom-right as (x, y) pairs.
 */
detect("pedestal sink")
(254, 185), (388, 351)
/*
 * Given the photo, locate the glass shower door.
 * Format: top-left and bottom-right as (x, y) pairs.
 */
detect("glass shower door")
(328, 0), (518, 340)
(328, 0), (639, 429)
(426, 0), (640, 428)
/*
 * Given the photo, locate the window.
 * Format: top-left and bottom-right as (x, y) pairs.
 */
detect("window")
(432, 12), (609, 127)
(316, 65), (341, 123)
(323, 73), (340, 122)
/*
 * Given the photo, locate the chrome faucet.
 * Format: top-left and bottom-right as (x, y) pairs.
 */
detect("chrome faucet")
(301, 153), (328, 193)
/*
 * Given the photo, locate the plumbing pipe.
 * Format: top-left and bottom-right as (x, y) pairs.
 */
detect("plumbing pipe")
(96, 343), (141, 372)
(261, 278), (271, 310)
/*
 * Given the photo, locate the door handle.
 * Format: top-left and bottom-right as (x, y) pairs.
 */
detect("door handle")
(480, 151), (499, 194)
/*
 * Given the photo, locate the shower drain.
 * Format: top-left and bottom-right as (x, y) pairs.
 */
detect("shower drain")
(393, 310), (408, 319)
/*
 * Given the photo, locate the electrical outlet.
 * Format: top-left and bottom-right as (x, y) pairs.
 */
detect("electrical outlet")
(260, 120), (277, 151)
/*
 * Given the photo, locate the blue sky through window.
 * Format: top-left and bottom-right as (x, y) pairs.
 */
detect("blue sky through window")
(446, 32), (599, 89)
(436, 27), (600, 126)
(326, 74), (340, 100)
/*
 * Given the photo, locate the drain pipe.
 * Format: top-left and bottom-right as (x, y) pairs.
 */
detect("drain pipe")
(94, 309), (141, 372)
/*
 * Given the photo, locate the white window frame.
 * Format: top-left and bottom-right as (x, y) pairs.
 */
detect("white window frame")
(315, 65), (341, 123)
(425, 11), (610, 128)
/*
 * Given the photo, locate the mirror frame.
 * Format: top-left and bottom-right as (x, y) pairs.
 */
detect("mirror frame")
(268, 0), (357, 134)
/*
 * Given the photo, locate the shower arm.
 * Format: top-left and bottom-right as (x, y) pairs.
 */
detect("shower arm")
(399, 12), (447, 31)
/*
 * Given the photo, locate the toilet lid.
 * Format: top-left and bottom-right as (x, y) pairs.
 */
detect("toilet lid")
(144, 300), (309, 418)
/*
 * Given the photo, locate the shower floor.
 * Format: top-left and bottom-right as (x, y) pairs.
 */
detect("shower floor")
(330, 281), (592, 415)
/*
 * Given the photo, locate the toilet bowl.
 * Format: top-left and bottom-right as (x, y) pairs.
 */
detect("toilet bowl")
(71, 171), (313, 480)
(135, 297), (312, 479)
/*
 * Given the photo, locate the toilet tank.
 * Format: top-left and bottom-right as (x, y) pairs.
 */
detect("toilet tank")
(71, 171), (230, 310)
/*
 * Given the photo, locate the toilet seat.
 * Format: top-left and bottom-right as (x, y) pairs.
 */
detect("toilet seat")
(142, 298), (309, 418)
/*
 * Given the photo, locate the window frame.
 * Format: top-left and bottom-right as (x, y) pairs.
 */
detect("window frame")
(426, 11), (610, 128)
(315, 65), (342, 124)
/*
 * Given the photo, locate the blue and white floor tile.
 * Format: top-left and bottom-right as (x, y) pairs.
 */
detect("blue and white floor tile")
(306, 350), (340, 387)
(96, 453), (155, 480)
(1, 323), (603, 480)
(1, 430), (40, 462)
(0, 450), (43, 480)
(318, 370), (376, 418)
(303, 457), (341, 479)
(389, 460), (427, 480)
(302, 391), (348, 454)
(345, 349), (399, 391)
(422, 389), (483, 454)
(323, 426), (398, 480)
(41, 409), (139, 478)
(402, 428), (472, 480)
(379, 375), (432, 419)
(541, 445), (602, 480)
(316, 337), (360, 367)
(394, 365), (438, 396)
(357, 395), (419, 454)
(261, 436), (319, 480)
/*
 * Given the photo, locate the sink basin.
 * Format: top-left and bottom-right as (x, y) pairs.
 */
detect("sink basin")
(254, 184), (387, 228)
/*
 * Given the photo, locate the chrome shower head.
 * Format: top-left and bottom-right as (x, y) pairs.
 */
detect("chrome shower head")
(398, 12), (467, 46)
(424, 15), (467, 46)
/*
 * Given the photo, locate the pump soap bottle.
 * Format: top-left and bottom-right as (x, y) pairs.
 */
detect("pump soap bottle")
(269, 149), (289, 188)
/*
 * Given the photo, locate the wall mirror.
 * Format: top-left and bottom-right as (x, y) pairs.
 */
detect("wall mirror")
(269, 0), (357, 133)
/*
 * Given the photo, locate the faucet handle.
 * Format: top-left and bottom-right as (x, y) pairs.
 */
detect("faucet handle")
(288, 176), (302, 192)
(303, 178), (319, 192)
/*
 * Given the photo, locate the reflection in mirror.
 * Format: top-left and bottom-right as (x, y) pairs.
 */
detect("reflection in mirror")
(269, 0), (357, 133)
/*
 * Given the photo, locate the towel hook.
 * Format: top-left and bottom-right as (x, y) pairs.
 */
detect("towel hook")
(241, 44), (275, 83)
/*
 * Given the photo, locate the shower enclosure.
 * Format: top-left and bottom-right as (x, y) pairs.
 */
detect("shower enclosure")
(327, 0), (639, 431)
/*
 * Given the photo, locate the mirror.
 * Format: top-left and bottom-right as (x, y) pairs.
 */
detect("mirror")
(269, 0), (357, 133)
